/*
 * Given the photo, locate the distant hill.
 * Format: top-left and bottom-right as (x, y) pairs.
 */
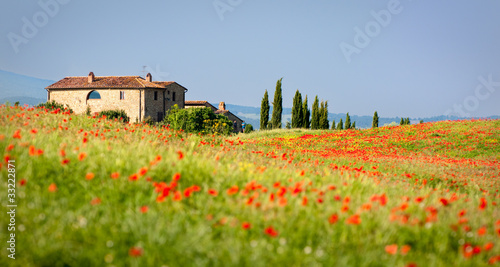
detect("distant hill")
(0, 70), (53, 105)
(2, 69), (498, 128)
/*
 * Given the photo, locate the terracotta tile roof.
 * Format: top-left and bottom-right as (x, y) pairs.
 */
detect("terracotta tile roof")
(46, 76), (170, 89)
(214, 110), (229, 114)
(185, 101), (209, 105)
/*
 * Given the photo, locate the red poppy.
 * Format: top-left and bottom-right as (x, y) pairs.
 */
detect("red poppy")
(400, 245), (411, 255)
(479, 198), (487, 210)
(48, 183), (57, 192)
(227, 185), (239, 195)
(177, 150), (184, 160)
(264, 226), (278, 237)
(440, 198), (449, 206)
(173, 191), (182, 201)
(129, 173), (139, 181)
(110, 172), (120, 179)
(302, 196), (308, 206)
(90, 197), (101, 205)
(129, 247), (143, 257)
(172, 172), (181, 181)
(346, 214), (361, 225)
(328, 214), (339, 224)
(6, 144), (14, 151)
(78, 152), (87, 161)
(138, 167), (148, 176)
(208, 189), (218, 196)
(61, 158), (70, 165)
(477, 227), (487, 236)
(19, 179), (27, 186)
(140, 206), (149, 213)
(13, 129), (22, 139)
(385, 244), (398, 255)
(242, 222), (251, 230)
(85, 173), (95, 180)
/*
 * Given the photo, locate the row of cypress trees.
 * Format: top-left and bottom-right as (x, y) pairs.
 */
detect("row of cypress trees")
(259, 78), (391, 130)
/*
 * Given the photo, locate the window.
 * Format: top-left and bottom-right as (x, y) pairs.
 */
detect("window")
(120, 91), (125, 100)
(172, 92), (176, 101)
(154, 91), (158, 101)
(88, 90), (101, 100)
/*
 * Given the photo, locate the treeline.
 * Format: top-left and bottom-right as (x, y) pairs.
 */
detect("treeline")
(258, 79), (418, 130)
(259, 78), (362, 130)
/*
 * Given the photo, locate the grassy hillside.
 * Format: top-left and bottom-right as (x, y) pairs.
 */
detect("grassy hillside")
(0, 104), (499, 266)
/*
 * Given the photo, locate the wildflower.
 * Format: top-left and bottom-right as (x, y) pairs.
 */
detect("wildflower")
(177, 150), (184, 160)
(328, 214), (339, 224)
(85, 173), (95, 180)
(385, 244), (398, 255)
(227, 185), (239, 195)
(13, 129), (22, 139)
(48, 183), (57, 192)
(208, 189), (218, 196)
(138, 167), (148, 176)
(172, 172), (181, 181)
(264, 226), (278, 237)
(173, 191), (182, 201)
(458, 209), (466, 217)
(30, 128), (38, 134)
(110, 172), (120, 179)
(61, 158), (70, 165)
(400, 245), (411, 255)
(484, 242), (494, 251)
(242, 222), (251, 230)
(140, 206), (149, 213)
(477, 227), (487, 236)
(479, 198), (487, 210)
(440, 198), (449, 206)
(128, 247), (143, 257)
(302, 196), (308, 206)
(19, 179), (27, 186)
(6, 144), (14, 151)
(78, 152), (87, 161)
(90, 197), (101, 205)
(129, 173), (139, 181)
(346, 214), (361, 225)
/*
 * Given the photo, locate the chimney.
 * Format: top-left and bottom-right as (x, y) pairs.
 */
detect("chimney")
(219, 102), (226, 111)
(88, 72), (95, 83)
(146, 73), (152, 82)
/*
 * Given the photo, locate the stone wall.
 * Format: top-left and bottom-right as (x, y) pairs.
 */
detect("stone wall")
(49, 89), (142, 122)
(165, 84), (185, 110)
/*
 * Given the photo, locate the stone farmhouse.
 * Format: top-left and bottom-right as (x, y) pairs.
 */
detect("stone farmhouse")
(45, 72), (243, 130)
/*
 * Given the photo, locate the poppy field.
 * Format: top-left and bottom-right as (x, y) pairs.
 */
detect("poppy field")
(1, 104), (499, 266)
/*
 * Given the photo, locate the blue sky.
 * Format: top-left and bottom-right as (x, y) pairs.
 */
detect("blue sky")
(1, 0), (499, 117)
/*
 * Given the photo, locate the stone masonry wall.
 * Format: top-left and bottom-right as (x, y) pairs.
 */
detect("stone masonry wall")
(49, 89), (141, 122)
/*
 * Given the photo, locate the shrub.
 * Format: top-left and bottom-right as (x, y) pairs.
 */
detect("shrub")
(98, 109), (130, 122)
(164, 105), (233, 135)
(244, 124), (254, 133)
(36, 101), (73, 113)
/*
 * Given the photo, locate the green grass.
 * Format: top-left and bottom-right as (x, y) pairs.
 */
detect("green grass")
(0, 105), (499, 266)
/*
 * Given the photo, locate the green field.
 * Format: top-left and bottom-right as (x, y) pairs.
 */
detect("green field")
(1, 105), (499, 266)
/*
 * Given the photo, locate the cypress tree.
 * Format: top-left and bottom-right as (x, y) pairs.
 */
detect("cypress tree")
(345, 112), (351, 130)
(271, 78), (283, 129)
(260, 90), (269, 130)
(337, 118), (343, 130)
(372, 111), (379, 128)
(291, 90), (303, 128)
(321, 101), (329, 129)
(302, 95), (310, 129)
(331, 119), (336, 130)
(400, 118), (404, 125)
(352, 121), (356, 129)
(311, 96), (320, 129)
